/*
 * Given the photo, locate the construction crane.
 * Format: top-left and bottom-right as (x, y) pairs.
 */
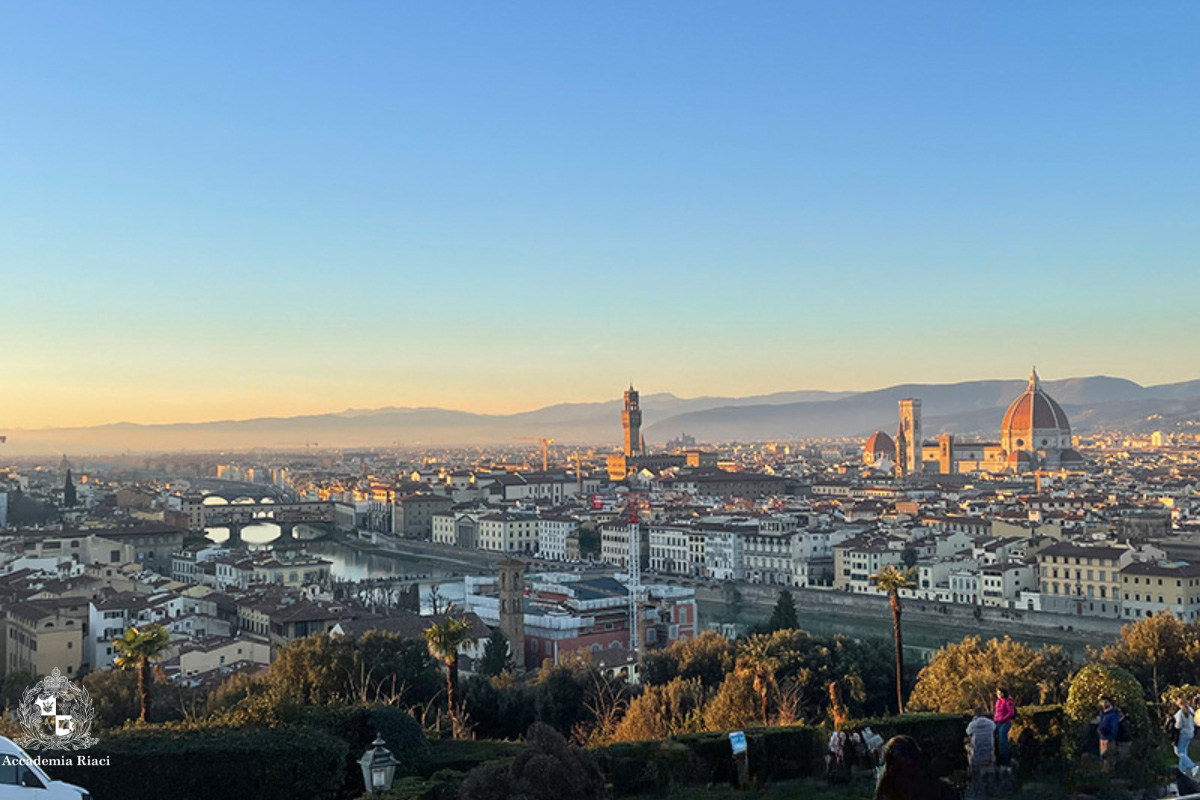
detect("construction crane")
(514, 437), (554, 472)
(627, 501), (646, 656)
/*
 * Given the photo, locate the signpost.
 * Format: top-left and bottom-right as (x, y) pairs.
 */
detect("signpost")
(729, 731), (749, 787)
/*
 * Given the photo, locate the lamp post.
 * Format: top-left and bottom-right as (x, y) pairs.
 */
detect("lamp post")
(358, 734), (399, 796)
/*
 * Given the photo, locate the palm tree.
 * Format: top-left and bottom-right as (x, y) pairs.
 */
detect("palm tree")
(423, 616), (473, 732)
(111, 623), (171, 722)
(872, 564), (917, 714)
(736, 634), (781, 726)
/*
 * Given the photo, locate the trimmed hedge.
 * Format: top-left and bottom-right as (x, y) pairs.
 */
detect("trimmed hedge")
(592, 707), (1068, 793)
(303, 705), (432, 797)
(594, 726), (825, 794)
(846, 712), (972, 776)
(421, 738), (522, 776)
(48, 724), (347, 800)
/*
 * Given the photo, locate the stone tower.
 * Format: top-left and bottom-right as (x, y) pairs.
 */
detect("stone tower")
(938, 433), (955, 475)
(622, 384), (643, 457)
(898, 398), (922, 475)
(497, 557), (526, 669)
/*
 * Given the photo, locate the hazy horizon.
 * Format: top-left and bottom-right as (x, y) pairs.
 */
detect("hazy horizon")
(5, 370), (1197, 432)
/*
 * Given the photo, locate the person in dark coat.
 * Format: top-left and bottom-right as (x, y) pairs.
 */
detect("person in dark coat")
(1098, 697), (1120, 767)
(875, 735), (958, 800)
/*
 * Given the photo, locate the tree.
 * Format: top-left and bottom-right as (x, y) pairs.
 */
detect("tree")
(674, 630), (735, 689)
(610, 677), (706, 742)
(872, 564), (917, 713)
(736, 634), (784, 725)
(907, 636), (1074, 712)
(63, 470), (77, 508)
(901, 544), (918, 569)
(111, 623), (171, 722)
(637, 650), (679, 687)
(225, 631), (440, 716)
(533, 660), (592, 736)
(827, 673), (865, 728)
(462, 674), (536, 740)
(1064, 663), (1151, 757)
(1, 670), (36, 710)
(704, 670), (760, 731)
(423, 616), (473, 733)
(479, 628), (511, 678)
(1100, 612), (1200, 700)
(767, 589), (799, 632)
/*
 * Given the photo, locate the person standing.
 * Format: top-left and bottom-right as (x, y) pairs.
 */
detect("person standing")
(966, 706), (997, 768)
(1098, 698), (1120, 767)
(1174, 697), (1198, 774)
(994, 688), (1016, 765)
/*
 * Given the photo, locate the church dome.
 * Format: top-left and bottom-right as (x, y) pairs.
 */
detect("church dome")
(1001, 368), (1072, 455)
(863, 431), (896, 465)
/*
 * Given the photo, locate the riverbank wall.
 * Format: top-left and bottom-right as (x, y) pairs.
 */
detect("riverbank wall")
(696, 582), (1123, 650)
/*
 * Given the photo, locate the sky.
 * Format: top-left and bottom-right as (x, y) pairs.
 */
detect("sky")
(2, 2), (1198, 429)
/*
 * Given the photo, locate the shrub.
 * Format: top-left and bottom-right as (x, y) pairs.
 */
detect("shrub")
(457, 723), (604, 800)
(47, 723), (347, 800)
(303, 705), (431, 796)
(1064, 663), (1151, 758)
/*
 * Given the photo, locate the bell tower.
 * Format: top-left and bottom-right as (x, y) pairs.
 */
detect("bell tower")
(497, 558), (526, 670)
(898, 398), (922, 475)
(622, 385), (643, 457)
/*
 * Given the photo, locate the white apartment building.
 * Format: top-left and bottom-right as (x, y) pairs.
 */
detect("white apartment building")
(477, 512), (539, 553)
(600, 523), (649, 569)
(742, 530), (796, 586)
(702, 526), (745, 581)
(537, 517), (577, 561)
(980, 563), (1037, 608)
(432, 511), (481, 549)
(648, 526), (695, 575)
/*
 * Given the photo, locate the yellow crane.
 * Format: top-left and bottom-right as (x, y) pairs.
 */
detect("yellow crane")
(514, 436), (554, 472)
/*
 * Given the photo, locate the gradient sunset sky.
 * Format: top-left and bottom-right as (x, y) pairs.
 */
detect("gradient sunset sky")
(3, 3), (1198, 429)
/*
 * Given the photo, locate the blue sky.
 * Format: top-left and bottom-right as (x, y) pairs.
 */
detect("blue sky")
(2, 2), (1198, 426)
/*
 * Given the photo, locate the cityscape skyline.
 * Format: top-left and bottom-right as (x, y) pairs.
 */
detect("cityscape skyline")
(4, 3), (1199, 427)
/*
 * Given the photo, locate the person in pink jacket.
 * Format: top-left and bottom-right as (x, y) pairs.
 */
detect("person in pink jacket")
(994, 688), (1016, 765)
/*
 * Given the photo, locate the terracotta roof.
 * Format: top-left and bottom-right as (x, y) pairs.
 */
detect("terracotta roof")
(1002, 368), (1071, 435)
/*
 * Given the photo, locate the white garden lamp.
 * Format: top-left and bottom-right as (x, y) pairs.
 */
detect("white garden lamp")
(358, 734), (399, 795)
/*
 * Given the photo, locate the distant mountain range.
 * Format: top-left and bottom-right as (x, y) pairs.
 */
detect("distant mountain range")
(6, 377), (1200, 455)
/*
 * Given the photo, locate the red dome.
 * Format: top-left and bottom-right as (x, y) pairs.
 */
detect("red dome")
(1002, 390), (1069, 432)
(1001, 368), (1071, 453)
(864, 431), (896, 458)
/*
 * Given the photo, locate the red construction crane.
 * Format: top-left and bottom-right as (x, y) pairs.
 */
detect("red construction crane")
(514, 437), (554, 472)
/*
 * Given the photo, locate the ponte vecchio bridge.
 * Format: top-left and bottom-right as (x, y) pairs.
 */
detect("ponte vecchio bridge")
(182, 498), (337, 545)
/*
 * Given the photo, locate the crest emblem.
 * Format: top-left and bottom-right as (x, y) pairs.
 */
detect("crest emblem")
(14, 668), (98, 750)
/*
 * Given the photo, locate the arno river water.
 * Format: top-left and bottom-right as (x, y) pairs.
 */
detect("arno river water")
(204, 524), (468, 610)
(206, 524), (1091, 660)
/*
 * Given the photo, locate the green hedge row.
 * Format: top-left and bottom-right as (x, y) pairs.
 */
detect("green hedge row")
(48, 725), (348, 800)
(44, 706), (433, 800)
